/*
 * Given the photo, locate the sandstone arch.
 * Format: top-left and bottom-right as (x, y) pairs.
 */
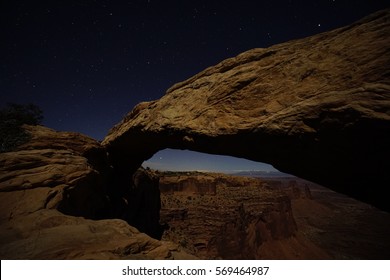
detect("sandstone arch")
(103, 9), (390, 211)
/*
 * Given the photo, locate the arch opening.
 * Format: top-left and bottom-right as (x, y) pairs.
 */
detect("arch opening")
(142, 148), (281, 174)
(138, 149), (312, 258)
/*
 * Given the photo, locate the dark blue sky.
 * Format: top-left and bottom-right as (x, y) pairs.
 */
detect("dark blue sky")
(1, 0), (388, 171)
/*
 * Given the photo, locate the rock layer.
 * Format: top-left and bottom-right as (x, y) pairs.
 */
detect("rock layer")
(159, 172), (329, 259)
(103, 10), (390, 211)
(160, 172), (390, 259)
(0, 209), (191, 259)
(0, 125), (110, 220)
(0, 125), (193, 259)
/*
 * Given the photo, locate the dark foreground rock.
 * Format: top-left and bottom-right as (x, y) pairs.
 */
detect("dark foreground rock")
(103, 9), (390, 211)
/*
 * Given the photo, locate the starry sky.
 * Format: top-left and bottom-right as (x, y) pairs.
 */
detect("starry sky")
(1, 0), (388, 172)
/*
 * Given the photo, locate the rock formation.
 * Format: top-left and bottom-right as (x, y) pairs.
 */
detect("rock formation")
(1, 9), (389, 260)
(160, 172), (390, 259)
(0, 125), (110, 220)
(103, 9), (390, 211)
(160, 172), (217, 195)
(159, 172), (329, 259)
(0, 125), (193, 259)
(290, 178), (390, 259)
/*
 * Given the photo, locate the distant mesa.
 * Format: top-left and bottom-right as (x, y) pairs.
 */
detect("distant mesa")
(103, 9), (390, 212)
(160, 175), (217, 195)
(230, 170), (293, 177)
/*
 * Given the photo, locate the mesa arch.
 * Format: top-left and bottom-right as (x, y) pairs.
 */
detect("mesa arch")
(102, 9), (390, 211)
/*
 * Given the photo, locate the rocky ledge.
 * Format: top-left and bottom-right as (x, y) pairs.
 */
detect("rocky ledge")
(0, 126), (193, 259)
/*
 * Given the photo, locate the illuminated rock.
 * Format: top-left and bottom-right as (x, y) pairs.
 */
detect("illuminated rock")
(104, 9), (390, 211)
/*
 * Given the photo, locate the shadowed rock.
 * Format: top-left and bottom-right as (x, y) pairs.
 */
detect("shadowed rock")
(103, 9), (390, 211)
(0, 125), (194, 259)
(0, 125), (110, 220)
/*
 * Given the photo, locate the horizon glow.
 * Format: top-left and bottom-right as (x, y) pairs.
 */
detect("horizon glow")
(142, 148), (278, 172)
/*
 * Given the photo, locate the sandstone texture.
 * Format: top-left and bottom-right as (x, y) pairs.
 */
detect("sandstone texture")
(0, 125), (110, 221)
(103, 9), (390, 211)
(0, 209), (191, 259)
(0, 126), (193, 259)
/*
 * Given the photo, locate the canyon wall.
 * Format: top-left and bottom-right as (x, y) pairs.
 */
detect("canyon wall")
(159, 172), (328, 259)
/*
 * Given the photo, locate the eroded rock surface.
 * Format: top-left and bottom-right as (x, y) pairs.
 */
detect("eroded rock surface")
(0, 126), (194, 259)
(0, 209), (192, 259)
(103, 9), (390, 211)
(159, 172), (390, 259)
(0, 125), (110, 220)
(159, 172), (329, 259)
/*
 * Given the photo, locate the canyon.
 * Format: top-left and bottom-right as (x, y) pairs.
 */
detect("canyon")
(159, 172), (390, 259)
(1, 9), (390, 259)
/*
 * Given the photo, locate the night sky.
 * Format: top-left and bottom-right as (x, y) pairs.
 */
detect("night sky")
(1, 0), (388, 172)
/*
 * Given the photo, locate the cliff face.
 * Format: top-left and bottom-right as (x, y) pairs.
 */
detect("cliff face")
(160, 173), (390, 259)
(160, 174), (217, 195)
(159, 172), (328, 259)
(103, 9), (390, 211)
(0, 126), (193, 259)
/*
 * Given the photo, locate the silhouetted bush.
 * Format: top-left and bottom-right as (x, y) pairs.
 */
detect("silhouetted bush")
(0, 103), (43, 152)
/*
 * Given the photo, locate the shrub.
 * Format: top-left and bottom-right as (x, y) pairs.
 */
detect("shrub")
(0, 103), (43, 152)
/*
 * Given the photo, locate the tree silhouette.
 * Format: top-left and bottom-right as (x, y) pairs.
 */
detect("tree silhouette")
(0, 103), (44, 152)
